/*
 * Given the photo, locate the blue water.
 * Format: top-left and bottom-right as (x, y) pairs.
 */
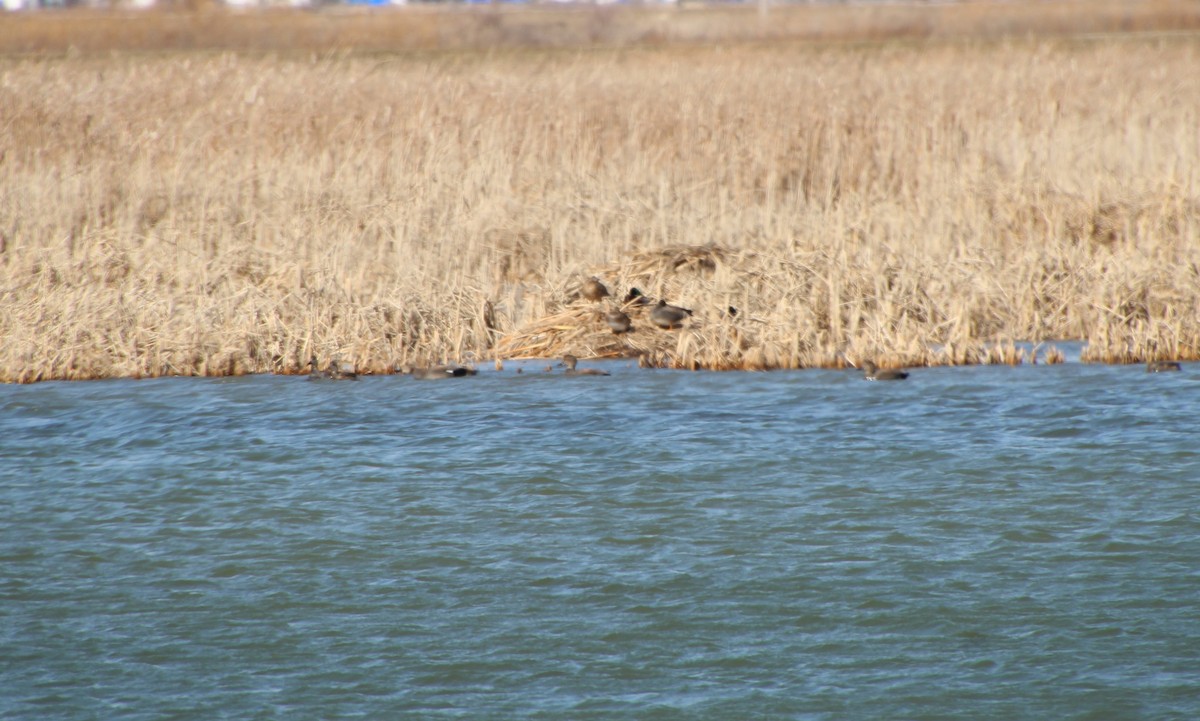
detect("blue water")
(2, 358), (1198, 720)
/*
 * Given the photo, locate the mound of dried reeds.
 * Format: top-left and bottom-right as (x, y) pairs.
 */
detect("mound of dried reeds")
(494, 244), (1077, 370)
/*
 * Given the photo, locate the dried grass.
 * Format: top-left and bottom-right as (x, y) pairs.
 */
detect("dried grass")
(3, 27), (1200, 381)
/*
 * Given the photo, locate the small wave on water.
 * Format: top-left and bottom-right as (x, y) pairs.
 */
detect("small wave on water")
(2, 358), (1198, 719)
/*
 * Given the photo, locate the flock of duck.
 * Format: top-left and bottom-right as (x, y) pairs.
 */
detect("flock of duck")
(306, 276), (1186, 382)
(580, 277), (699, 334)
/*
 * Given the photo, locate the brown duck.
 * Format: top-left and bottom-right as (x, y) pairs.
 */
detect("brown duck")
(582, 277), (610, 302)
(561, 354), (610, 376)
(605, 308), (634, 334)
(308, 356), (357, 380)
(861, 360), (908, 381)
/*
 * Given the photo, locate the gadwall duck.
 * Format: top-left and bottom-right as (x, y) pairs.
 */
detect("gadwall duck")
(399, 364), (477, 380)
(331, 358), (358, 380)
(582, 277), (610, 302)
(308, 356), (357, 380)
(861, 360), (908, 381)
(650, 299), (693, 330)
(1146, 360), (1182, 372)
(306, 356), (330, 380)
(560, 354), (610, 376)
(605, 308), (634, 334)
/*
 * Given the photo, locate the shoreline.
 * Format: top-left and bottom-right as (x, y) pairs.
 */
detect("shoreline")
(12, 341), (1194, 385)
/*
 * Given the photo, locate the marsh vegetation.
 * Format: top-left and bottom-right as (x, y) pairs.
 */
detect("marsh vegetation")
(2, 14), (1199, 381)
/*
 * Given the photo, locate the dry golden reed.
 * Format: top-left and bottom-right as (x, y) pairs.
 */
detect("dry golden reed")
(2, 24), (1199, 381)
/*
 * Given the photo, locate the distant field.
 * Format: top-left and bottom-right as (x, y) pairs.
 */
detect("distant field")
(2, 6), (1200, 381)
(3, 0), (1200, 53)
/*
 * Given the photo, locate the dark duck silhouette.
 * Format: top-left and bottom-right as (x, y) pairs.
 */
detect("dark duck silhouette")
(861, 360), (908, 381)
(1146, 360), (1182, 372)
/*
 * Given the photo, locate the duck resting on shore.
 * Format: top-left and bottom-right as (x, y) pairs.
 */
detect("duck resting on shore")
(623, 287), (651, 306)
(650, 299), (693, 330)
(581, 277), (610, 302)
(605, 308), (634, 334)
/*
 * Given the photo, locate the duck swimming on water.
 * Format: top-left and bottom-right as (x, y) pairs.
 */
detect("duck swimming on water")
(398, 364), (477, 380)
(308, 356), (357, 380)
(1146, 360), (1182, 372)
(861, 360), (908, 381)
(307, 356), (329, 380)
(560, 354), (610, 376)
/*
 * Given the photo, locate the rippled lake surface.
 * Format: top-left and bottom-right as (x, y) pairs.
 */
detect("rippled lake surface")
(3, 353), (1199, 720)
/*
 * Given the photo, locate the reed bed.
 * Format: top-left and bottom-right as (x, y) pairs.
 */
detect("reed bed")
(2, 32), (1199, 381)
